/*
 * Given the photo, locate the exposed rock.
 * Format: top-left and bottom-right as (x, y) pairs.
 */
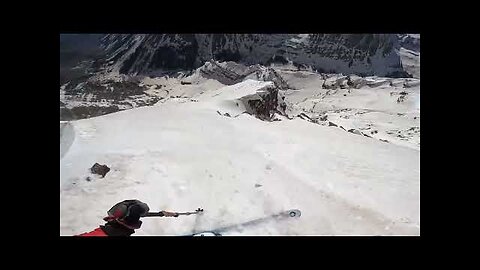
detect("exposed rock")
(61, 105), (122, 121)
(240, 84), (286, 121)
(348, 129), (363, 136)
(198, 61), (290, 90)
(60, 78), (161, 120)
(398, 34), (420, 52)
(298, 113), (312, 121)
(90, 163), (110, 178)
(199, 60), (253, 85)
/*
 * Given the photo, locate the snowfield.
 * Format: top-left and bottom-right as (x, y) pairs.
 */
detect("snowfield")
(60, 79), (420, 236)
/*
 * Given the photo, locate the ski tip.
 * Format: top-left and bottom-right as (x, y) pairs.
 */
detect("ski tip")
(192, 231), (222, 236)
(181, 231), (221, 236)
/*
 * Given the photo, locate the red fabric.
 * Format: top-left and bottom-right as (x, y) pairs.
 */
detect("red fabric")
(78, 227), (108, 237)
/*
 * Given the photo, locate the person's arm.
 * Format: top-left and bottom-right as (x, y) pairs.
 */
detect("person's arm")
(77, 199), (150, 236)
(77, 227), (108, 236)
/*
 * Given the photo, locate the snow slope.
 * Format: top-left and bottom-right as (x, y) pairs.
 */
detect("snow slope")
(60, 122), (75, 159)
(271, 67), (420, 150)
(60, 80), (419, 236)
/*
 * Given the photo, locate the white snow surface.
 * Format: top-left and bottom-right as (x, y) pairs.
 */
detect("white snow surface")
(60, 79), (420, 236)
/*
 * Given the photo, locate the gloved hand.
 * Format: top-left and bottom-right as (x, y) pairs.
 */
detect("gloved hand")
(103, 199), (150, 229)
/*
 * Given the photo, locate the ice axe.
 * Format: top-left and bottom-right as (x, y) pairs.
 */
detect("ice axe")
(144, 208), (204, 218)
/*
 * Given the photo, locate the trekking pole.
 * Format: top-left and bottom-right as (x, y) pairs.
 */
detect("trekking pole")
(144, 208), (204, 217)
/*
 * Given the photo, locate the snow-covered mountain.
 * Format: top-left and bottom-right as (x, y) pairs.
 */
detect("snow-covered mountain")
(96, 34), (408, 78)
(60, 34), (420, 236)
(60, 34), (420, 121)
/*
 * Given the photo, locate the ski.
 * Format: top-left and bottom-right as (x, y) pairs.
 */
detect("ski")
(272, 209), (301, 219)
(190, 231), (222, 236)
(187, 209), (301, 236)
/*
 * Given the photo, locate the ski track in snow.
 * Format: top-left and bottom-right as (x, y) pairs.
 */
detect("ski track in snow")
(60, 75), (420, 236)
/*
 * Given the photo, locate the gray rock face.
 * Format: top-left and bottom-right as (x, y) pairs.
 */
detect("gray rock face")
(98, 34), (408, 77)
(398, 34), (420, 52)
(198, 60), (290, 89)
(239, 84), (286, 121)
(60, 34), (105, 85)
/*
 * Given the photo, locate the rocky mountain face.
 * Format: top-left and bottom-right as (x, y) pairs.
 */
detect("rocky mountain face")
(195, 60), (290, 89)
(60, 34), (104, 85)
(398, 34), (420, 52)
(96, 34), (408, 78)
(397, 34), (420, 79)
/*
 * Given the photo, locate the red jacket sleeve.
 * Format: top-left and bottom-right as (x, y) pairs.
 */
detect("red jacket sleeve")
(78, 227), (108, 236)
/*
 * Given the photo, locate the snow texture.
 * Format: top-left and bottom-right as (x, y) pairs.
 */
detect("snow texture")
(61, 77), (420, 236)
